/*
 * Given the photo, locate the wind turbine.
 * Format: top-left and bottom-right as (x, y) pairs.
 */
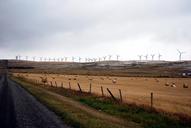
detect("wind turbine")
(79, 57), (82, 62)
(64, 57), (68, 62)
(93, 58), (97, 62)
(116, 55), (120, 61)
(72, 57), (75, 62)
(144, 54), (148, 60)
(151, 54), (155, 61)
(108, 55), (112, 60)
(39, 57), (43, 61)
(16, 56), (18, 60)
(138, 55), (142, 61)
(85, 58), (88, 62)
(177, 49), (185, 61)
(103, 56), (107, 61)
(32, 56), (36, 61)
(18, 55), (21, 60)
(25, 56), (28, 61)
(158, 54), (162, 61)
(98, 57), (102, 62)
(16, 55), (21, 60)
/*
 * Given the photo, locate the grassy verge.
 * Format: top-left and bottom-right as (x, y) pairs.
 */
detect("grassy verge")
(44, 87), (191, 128)
(12, 76), (191, 128)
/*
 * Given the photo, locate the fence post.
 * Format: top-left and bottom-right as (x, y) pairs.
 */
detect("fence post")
(107, 88), (118, 102)
(89, 83), (92, 94)
(101, 86), (104, 96)
(69, 82), (71, 89)
(77, 83), (82, 93)
(119, 89), (123, 102)
(151, 92), (153, 109)
(55, 81), (57, 87)
(61, 82), (63, 88)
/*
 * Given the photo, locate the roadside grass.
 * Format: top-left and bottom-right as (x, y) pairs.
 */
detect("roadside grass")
(45, 87), (191, 128)
(11, 77), (131, 128)
(12, 76), (191, 128)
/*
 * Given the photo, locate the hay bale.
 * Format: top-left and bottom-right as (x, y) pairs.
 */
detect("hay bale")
(112, 79), (117, 84)
(183, 83), (188, 88)
(171, 83), (176, 88)
(165, 82), (170, 86)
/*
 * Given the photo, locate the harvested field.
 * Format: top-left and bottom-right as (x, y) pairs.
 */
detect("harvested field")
(14, 73), (191, 116)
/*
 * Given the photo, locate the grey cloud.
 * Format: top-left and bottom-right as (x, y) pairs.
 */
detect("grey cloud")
(0, 0), (191, 58)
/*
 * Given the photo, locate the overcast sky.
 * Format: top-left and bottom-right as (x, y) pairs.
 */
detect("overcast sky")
(0, 0), (191, 61)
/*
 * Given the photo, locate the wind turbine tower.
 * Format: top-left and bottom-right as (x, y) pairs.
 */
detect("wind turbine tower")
(151, 54), (155, 61)
(16, 56), (19, 60)
(158, 54), (162, 61)
(108, 55), (112, 60)
(88, 58), (91, 62)
(103, 56), (107, 61)
(25, 56), (28, 61)
(93, 58), (97, 62)
(116, 55), (120, 61)
(98, 57), (100, 62)
(144, 55), (148, 60)
(85, 58), (88, 62)
(79, 57), (82, 62)
(177, 49), (185, 61)
(72, 57), (75, 62)
(138, 55), (142, 61)
(64, 57), (68, 62)
(32, 56), (36, 61)
(39, 57), (43, 61)
(18, 55), (21, 60)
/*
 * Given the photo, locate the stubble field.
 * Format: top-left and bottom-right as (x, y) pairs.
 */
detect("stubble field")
(14, 73), (191, 116)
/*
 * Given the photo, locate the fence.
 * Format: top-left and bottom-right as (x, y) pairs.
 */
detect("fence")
(20, 75), (155, 109)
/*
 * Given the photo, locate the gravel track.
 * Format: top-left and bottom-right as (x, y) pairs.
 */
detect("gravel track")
(0, 73), (70, 128)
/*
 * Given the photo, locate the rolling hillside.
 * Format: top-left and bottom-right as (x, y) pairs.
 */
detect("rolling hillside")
(5, 60), (191, 77)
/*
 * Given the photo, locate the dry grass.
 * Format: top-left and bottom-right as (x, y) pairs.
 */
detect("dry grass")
(14, 73), (191, 116)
